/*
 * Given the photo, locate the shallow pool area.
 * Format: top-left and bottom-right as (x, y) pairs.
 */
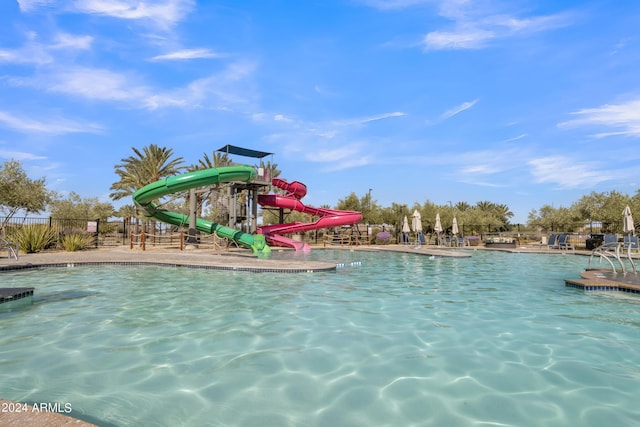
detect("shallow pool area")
(1, 250), (640, 426)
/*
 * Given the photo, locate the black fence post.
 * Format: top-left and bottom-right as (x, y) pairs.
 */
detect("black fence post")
(95, 218), (100, 248)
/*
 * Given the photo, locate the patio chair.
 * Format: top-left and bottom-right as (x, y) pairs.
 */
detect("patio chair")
(557, 234), (574, 251)
(602, 234), (618, 247)
(623, 234), (639, 253)
(547, 233), (559, 249)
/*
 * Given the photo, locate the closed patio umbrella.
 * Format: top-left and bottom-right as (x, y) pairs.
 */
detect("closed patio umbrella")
(402, 216), (410, 244)
(622, 205), (637, 272)
(412, 210), (423, 246)
(623, 205), (634, 234)
(434, 213), (443, 245)
(452, 217), (459, 235)
(402, 216), (410, 233)
(452, 217), (459, 246)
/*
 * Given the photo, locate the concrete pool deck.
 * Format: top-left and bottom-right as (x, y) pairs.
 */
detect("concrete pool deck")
(0, 243), (470, 270)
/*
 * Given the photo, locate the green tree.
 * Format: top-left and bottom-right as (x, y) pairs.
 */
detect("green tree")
(110, 144), (185, 202)
(49, 192), (115, 221)
(335, 192), (361, 212)
(258, 159), (281, 183)
(0, 160), (51, 233)
(571, 190), (631, 232)
(196, 151), (231, 170)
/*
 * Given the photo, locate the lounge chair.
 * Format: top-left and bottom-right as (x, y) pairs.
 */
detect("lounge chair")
(547, 233), (559, 249)
(623, 234), (639, 253)
(557, 234), (574, 251)
(602, 234), (618, 247)
(456, 236), (468, 247)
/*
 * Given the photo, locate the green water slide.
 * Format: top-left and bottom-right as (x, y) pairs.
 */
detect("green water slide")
(132, 165), (270, 255)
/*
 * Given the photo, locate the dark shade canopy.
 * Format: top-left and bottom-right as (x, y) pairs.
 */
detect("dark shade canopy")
(216, 144), (273, 159)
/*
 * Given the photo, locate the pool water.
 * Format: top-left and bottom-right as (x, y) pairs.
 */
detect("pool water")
(1, 250), (639, 426)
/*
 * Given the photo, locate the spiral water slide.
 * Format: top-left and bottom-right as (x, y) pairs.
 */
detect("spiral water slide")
(257, 178), (363, 252)
(133, 165), (270, 255)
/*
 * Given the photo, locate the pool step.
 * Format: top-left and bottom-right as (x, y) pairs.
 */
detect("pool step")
(0, 287), (34, 305)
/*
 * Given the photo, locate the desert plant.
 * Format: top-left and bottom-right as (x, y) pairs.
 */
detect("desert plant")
(375, 231), (391, 244)
(60, 232), (95, 251)
(8, 224), (58, 253)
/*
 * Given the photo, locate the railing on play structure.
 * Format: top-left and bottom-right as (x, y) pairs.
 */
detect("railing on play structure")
(323, 232), (370, 247)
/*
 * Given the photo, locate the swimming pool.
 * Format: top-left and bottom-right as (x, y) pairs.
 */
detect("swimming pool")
(1, 250), (639, 426)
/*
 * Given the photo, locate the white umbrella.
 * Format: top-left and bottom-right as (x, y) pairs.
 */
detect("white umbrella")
(623, 205), (637, 273)
(412, 209), (423, 246)
(451, 216), (459, 247)
(434, 213), (442, 233)
(402, 216), (410, 244)
(434, 213), (443, 245)
(411, 210), (422, 233)
(623, 205), (634, 234)
(402, 216), (410, 233)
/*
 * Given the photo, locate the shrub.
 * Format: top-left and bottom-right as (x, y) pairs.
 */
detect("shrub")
(375, 231), (392, 244)
(59, 232), (95, 251)
(8, 224), (58, 253)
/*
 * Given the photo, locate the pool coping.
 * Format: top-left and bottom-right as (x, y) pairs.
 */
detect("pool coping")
(564, 268), (640, 293)
(0, 246), (338, 273)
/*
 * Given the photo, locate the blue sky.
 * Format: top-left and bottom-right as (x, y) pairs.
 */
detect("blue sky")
(1, 0), (639, 224)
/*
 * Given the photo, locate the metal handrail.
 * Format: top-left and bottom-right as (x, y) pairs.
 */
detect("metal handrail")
(0, 237), (19, 260)
(588, 242), (630, 273)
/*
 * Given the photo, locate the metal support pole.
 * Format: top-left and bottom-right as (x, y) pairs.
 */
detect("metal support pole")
(186, 188), (198, 245)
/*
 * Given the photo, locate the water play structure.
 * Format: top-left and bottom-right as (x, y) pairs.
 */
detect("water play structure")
(132, 165), (270, 255)
(258, 178), (363, 252)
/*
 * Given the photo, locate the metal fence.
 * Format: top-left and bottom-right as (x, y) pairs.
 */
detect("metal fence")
(0, 216), (168, 247)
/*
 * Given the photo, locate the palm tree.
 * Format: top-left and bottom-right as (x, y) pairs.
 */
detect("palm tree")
(258, 159), (281, 184)
(492, 203), (513, 223)
(196, 152), (231, 170)
(110, 145), (185, 234)
(189, 151), (232, 223)
(110, 144), (185, 201)
(455, 201), (471, 212)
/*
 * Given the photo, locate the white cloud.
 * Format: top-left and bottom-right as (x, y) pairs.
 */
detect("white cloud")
(0, 31), (93, 65)
(558, 99), (640, 138)
(274, 114), (293, 123)
(305, 144), (373, 171)
(359, 112), (405, 124)
(421, 2), (574, 51)
(334, 111), (405, 127)
(16, 0), (53, 12)
(439, 99), (478, 121)
(50, 32), (93, 50)
(0, 111), (103, 134)
(0, 149), (47, 161)
(19, 60), (257, 110)
(357, 0), (430, 10)
(528, 156), (613, 188)
(46, 67), (147, 102)
(424, 28), (495, 50)
(150, 48), (224, 61)
(18, 0), (195, 29)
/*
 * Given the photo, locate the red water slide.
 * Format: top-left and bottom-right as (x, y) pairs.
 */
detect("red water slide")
(257, 178), (363, 252)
